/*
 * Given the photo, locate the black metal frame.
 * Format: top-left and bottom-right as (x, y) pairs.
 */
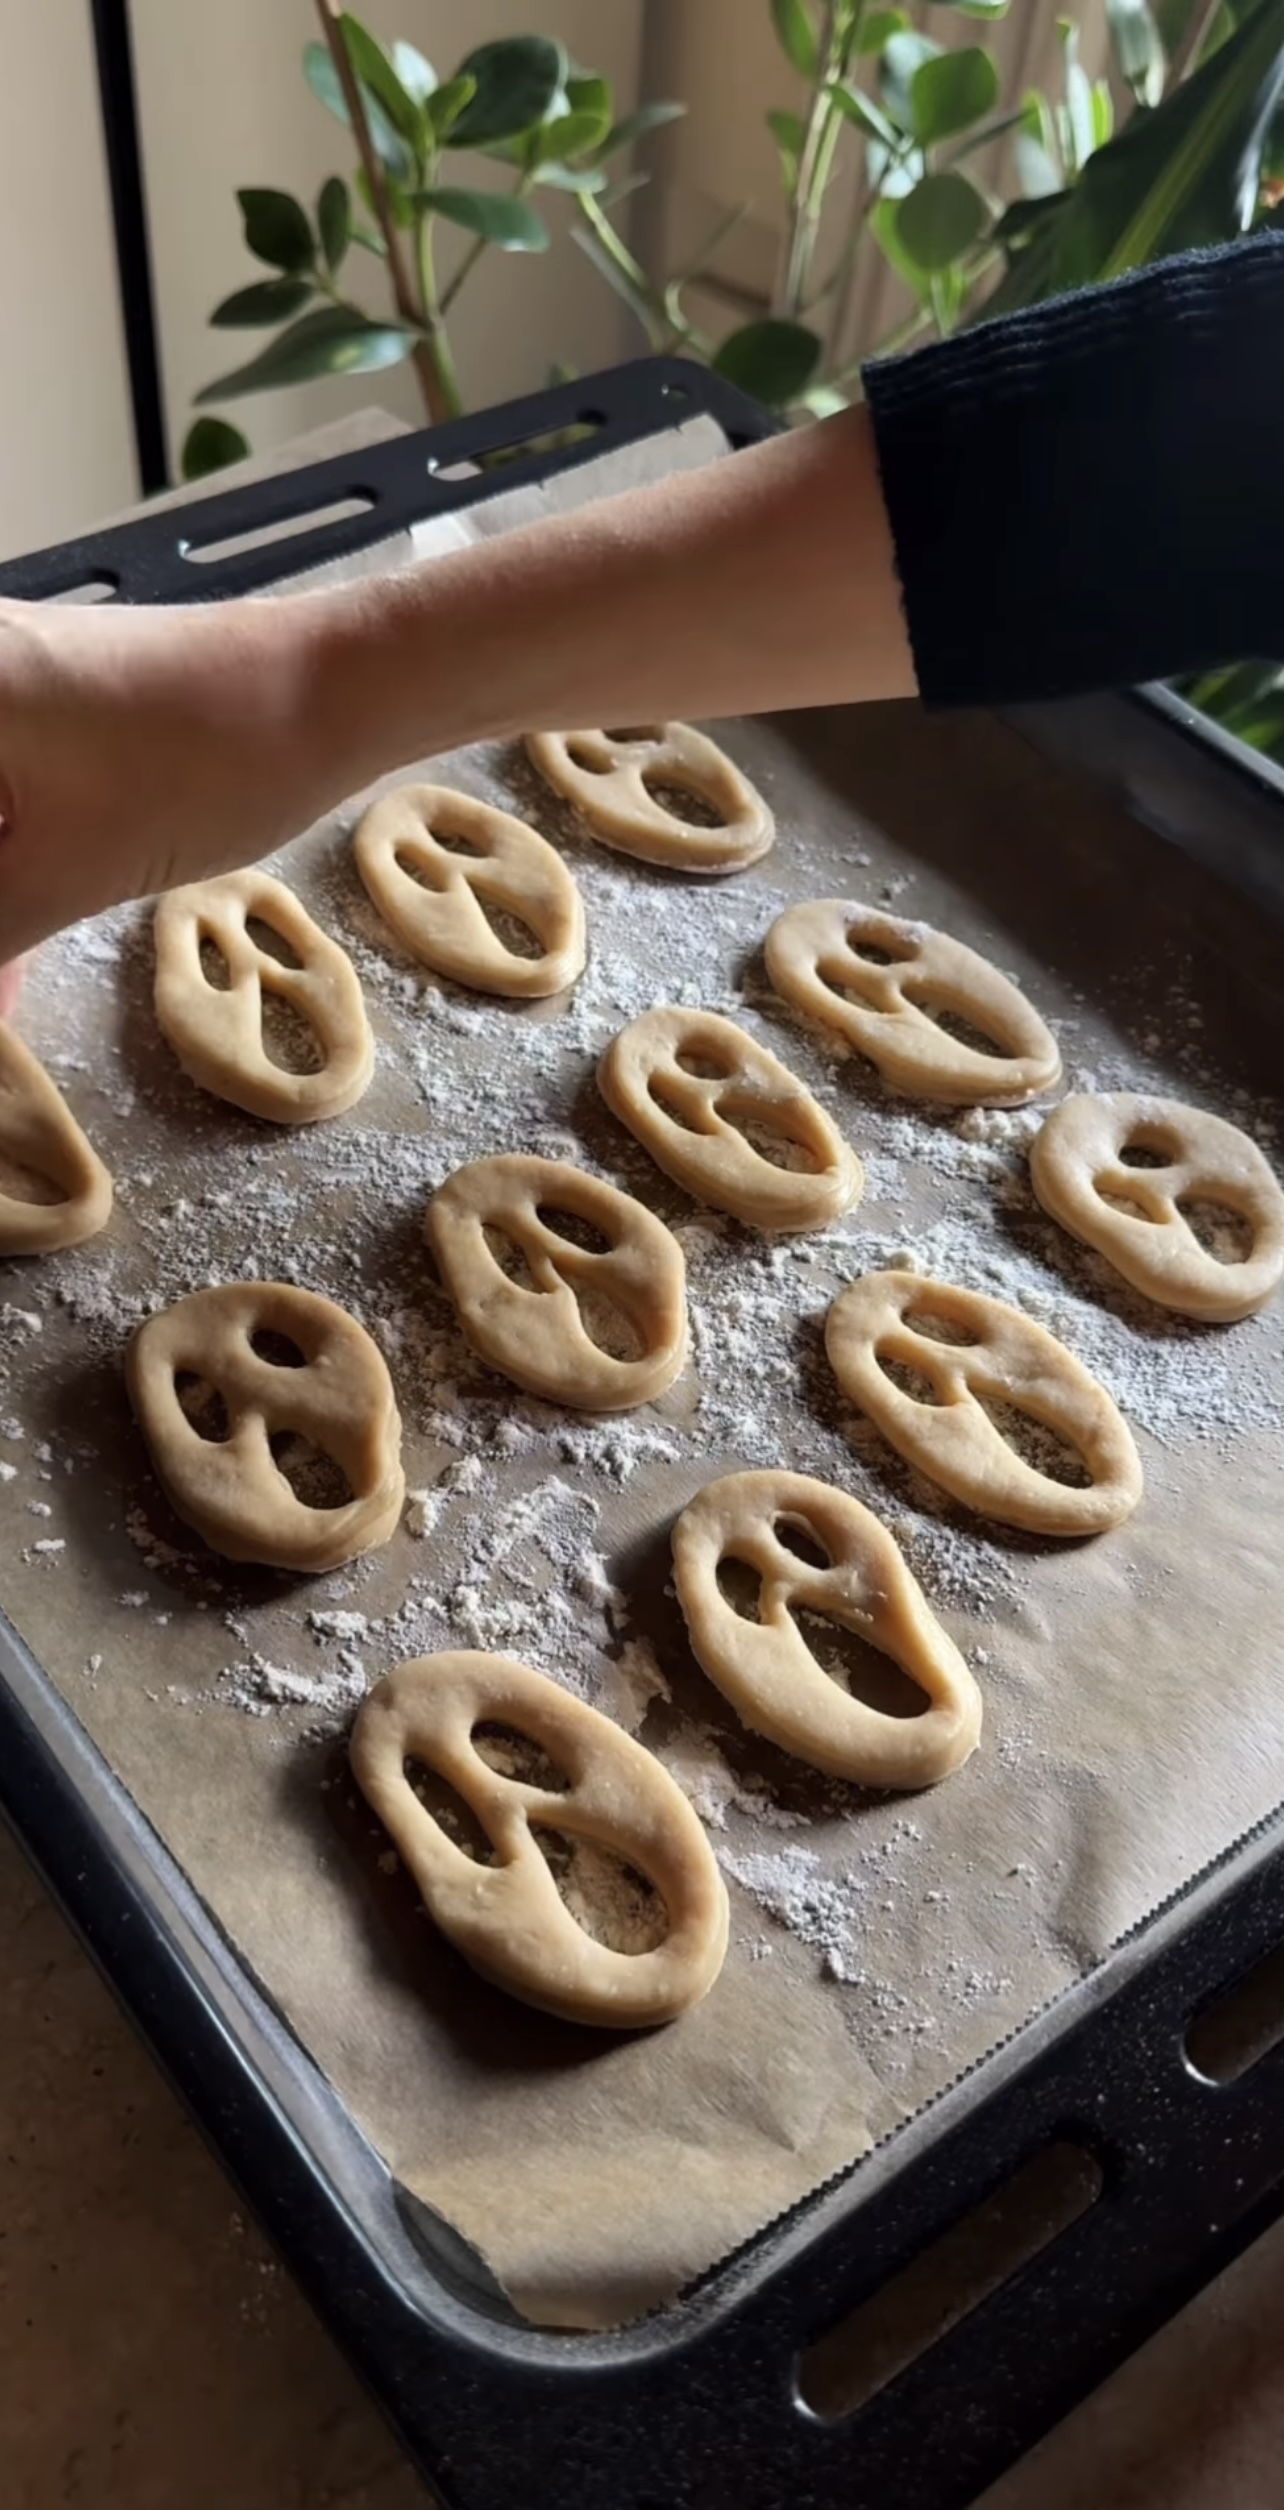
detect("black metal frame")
(3, 359), (1284, 2510)
(89, 0), (169, 494)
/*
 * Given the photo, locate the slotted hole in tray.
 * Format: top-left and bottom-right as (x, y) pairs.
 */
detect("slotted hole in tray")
(1185, 1938), (1284, 2085)
(529, 1826), (668, 1955)
(797, 2140), (1104, 2422)
(180, 493), (374, 568)
(790, 1609), (928, 1720)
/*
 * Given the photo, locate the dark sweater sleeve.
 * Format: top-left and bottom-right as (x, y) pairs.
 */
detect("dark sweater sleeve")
(862, 230), (1284, 708)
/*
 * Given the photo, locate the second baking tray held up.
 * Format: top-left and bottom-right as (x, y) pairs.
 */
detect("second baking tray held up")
(1, 373), (1284, 2507)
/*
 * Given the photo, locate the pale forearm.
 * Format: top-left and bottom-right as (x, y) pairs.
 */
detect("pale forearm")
(299, 403), (912, 796)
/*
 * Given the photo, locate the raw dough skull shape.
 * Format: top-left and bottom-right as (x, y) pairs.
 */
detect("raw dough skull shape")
(0, 1024), (113, 1254)
(154, 870), (373, 1123)
(764, 900), (1061, 1105)
(525, 723), (774, 874)
(427, 1154), (687, 1413)
(350, 1651), (729, 2027)
(126, 1282), (405, 1571)
(825, 1269), (1142, 1537)
(354, 783), (586, 1000)
(1030, 1091), (1284, 1323)
(673, 1469), (981, 1790)
(598, 1006), (863, 1232)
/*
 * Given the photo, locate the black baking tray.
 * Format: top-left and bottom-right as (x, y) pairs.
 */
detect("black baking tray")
(2, 357), (1284, 2510)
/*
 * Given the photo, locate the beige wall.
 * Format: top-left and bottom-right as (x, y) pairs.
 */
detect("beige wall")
(0, 2), (643, 563)
(0, 0), (137, 559)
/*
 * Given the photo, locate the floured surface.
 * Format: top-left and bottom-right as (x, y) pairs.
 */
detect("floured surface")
(2, 473), (1284, 2328)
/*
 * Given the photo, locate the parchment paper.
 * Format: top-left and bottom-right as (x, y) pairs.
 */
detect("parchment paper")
(2, 428), (1283, 2330)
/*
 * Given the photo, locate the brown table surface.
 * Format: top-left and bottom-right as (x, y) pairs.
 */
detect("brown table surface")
(2, 413), (1281, 2510)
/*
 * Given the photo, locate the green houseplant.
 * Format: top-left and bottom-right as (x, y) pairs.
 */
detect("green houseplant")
(187, 0), (1284, 763)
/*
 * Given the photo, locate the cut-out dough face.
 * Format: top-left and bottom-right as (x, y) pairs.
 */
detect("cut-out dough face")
(0, 1024), (113, 1254)
(126, 1282), (404, 1571)
(354, 783), (586, 1000)
(598, 1006), (863, 1233)
(764, 900), (1061, 1105)
(154, 870), (373, 1124)
(1030, 1091), (1284, 1324)
(525, 723), (774, 874)
(673, 1469), (981, 1790)
(427, 1154), (687, 1413)
(825, 1270), (1142, 1537)
(351, 1651), (728, 2027)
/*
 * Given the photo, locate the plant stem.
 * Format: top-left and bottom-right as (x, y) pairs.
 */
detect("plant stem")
(775, 0), (850, 321)
(1167, 0), (1221, 86)
(311, 0), (459, 422)
(439, 231), (489, 318)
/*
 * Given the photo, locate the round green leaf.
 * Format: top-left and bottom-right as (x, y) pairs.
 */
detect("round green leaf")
(827, 81), (900, 149)
(427, 74), (477, 141)
(880, 30), (942, 130)
(448, 38), (566, 147)
(896, 170), (987, 268)
(211, 276), (314, 328)
(535, 107), (610, 165)
(339, 16), (422, 146)
(909, 46), (999, 143)
(195, 307), (419, 403)
(238, 188), (314, 273)
(391, 40), (437, 106)
(770, 0), (820, 78)
(859, 10), (910, 50)
(534, 161), (609, 192)
(712, 318), (822, 408)
(181, 417), (251, 482)
(420, 187), (550, 250)
(317, 176), (350, 274)
(562, 73), (613, 146)
(301, 40), (413, 181)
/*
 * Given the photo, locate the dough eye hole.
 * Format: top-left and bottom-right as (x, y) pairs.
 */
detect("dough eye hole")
(908, 995), (1009, 1059)
(565, 738), (612, 774)
(529, 1827), (669, 1955)
(976, 1397), (1092, 1489)
(790, 1606), (931, 1722)
(259, 990), (324, 1077)
(174, 1371), (231, 1443)
(674, 1047), (734, 1081)
(404, 1757), (494, 1862)
(198, 935), (232, 992)
(846, 929), (915, 967)
(395, 847), (450, 896)
(774, 1515), (831, 1571)
(249, 1327), (307, 1368)
(424, 824), (485, 859)
(716, 1553), (764, 1622)
(728, 1111), (823, 1175)
(603, 724), (662, 744)
(640, 772), (727, 831)
(471, 1721), (570, 1792)
(476, 898), (545, 961)
(245, 916), (304, 970)
(648, 1074), (704, 1134)
(876, 1354), (942, 1406)
(1118, 1135), (1178, 1169)
(482, 1226), (539, 1291)
(574, 1286), (644, 1363)
(1177, 1197), (1255, 1265)
(904, 1305), (975, 1348)
(535, 1205), (614, 1257)
(268, 1430), (354, 1510)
